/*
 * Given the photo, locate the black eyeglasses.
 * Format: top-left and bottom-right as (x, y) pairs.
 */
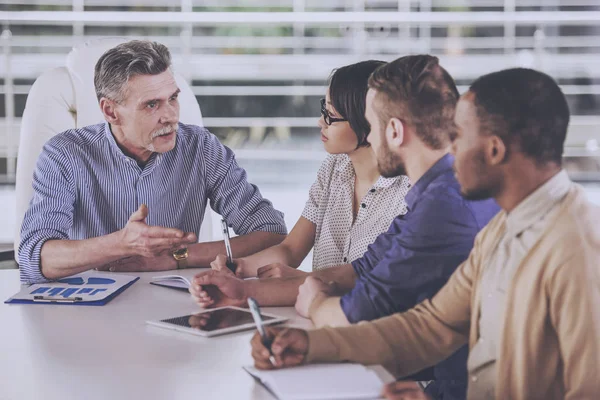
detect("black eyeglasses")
(320, 98), (347, 126)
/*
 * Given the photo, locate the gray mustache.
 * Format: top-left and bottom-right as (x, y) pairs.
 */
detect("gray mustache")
(152, 124), (178, 139)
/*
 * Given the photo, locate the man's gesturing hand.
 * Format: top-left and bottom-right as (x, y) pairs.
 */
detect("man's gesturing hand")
(119, 204), (196, 257)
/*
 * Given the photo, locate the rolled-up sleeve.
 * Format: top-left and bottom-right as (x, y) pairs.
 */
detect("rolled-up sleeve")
(18, 143), (76, 284)
(203, 132), (286, 236)
(341, 192), (479, 323)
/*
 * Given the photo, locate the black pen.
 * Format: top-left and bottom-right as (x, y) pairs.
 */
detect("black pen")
(221, 218), (236, 273)
(248, 297), (277, 365)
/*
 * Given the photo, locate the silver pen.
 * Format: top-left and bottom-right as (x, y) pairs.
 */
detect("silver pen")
(33, 295), (83, 303)
(221, 218), (236, 272)
(248, 297), (277, 365)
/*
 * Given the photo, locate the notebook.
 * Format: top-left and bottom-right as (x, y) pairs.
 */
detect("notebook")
(243, 363), (385, 400)
(4, 272), (139, 306)
(150, 274), (258, 292)
(150, 275), (191, 291)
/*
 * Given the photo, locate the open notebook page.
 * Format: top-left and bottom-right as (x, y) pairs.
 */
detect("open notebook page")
(244, 363), (384, 400)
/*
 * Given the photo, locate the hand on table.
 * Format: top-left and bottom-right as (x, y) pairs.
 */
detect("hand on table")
(190, 270), (248, 308)
(257, 262), (308, 279)
(294, 276), (336, 318)
(251, 327), (309, 370)
(382, 381), (432, 400)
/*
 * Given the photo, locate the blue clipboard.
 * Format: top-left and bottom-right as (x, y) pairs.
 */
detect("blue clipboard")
(4, 275), (139, 306)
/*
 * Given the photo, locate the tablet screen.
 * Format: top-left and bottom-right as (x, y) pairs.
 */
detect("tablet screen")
(160, 308), (276, 332)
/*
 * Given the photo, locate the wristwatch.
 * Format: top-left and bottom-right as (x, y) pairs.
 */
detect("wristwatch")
(172, 247), (189, 269)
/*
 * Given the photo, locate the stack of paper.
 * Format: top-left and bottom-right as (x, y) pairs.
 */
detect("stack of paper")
(244, 363), (385, 400)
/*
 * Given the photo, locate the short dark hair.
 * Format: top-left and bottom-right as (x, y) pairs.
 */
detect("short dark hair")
(368, 55), (459, 150)
(329, 60), (386, 147)
(469, 68), (569, 165)
(94, 40), (172, 103)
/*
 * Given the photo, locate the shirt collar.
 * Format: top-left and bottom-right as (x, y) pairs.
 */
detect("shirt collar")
(104, 121), (123, 157)
(505, 169), (572, 238)
(405, 153), (454, 210)
(334, 154), (353, 173)
(334, 154), (403, 189)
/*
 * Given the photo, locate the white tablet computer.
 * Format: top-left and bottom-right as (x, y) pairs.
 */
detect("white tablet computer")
(146, 306), (287, 337)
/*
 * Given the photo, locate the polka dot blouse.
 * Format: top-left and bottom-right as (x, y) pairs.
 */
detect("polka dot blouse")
(301, 154), (410, 271)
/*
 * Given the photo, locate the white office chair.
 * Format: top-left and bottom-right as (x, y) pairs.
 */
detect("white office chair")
(14, 38), (214, 257)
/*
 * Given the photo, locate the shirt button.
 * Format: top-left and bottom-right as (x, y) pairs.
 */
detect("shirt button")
(487, 293), (493, 298)
(343, 257), (347, 263)
(361, 203), (366, 208)
(471, 376), (478, 383)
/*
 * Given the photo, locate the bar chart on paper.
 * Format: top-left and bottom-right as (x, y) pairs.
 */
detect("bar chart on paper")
(4, 272), (139, 305)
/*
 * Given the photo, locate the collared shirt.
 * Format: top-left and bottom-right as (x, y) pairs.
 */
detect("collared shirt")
(19, 122), (287, 284)
(341, 153), (500, 400)
(301, 154), (410, 271)
(467, 170), (572, 400)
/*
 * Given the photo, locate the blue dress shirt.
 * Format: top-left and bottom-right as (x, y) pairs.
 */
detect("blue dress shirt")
(341, 154), (500, 400)
(19, 122), (287, 284)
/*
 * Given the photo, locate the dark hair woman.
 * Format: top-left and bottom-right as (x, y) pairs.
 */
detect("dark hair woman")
(210, 60), (411, 278)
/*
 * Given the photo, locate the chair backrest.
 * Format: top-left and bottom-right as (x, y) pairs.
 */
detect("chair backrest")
(14, 38), (212, 255)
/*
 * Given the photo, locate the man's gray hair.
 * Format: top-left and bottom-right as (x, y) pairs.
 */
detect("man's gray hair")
(94, 40), (172, 103)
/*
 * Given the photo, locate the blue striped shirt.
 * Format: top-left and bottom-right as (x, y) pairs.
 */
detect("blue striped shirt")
(19, 122), (287, 283)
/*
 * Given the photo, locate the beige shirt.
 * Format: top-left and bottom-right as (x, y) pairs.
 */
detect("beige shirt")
(467, 170), (572, 400)
(305, 183), (600, 400)
(301, 154), (410, 271)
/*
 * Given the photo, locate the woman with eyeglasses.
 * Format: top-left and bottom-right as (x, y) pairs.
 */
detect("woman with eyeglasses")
(210, 60), (411, 278)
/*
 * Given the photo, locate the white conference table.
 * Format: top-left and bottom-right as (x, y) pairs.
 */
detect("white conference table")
(0, 269), (392, 400)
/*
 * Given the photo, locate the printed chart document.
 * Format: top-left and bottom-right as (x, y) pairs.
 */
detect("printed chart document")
(243, 363), (385, 400)
(5, 271), (138, 306)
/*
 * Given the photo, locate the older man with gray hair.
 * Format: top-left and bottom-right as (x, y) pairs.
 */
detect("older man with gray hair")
(18, 40), (287, 284)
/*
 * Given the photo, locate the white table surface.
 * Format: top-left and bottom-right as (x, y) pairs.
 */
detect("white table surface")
(0, 269), (393, 400)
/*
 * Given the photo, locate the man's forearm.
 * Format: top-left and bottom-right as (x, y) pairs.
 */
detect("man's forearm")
(304, 255), (478, 378)
(40, 233), (128, 280)
(309, 296), (350, 328)
(188, 231), (285, 267)
(306, 299), (469, 378)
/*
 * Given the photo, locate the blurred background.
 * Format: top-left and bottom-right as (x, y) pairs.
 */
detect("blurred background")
(0, 1), (599, 267)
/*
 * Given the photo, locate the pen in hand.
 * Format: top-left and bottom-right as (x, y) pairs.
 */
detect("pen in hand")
(221, 219), (236, 273)
(248, 297), (277, 366)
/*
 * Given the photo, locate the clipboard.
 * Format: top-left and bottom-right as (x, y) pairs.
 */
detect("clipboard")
(4, 272), (139, 306)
